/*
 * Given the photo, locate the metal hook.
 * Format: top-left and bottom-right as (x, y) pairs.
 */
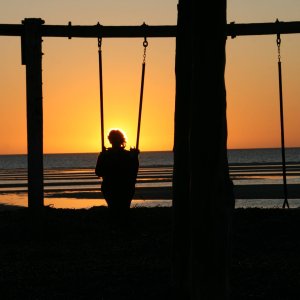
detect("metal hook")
(275, 19), (281, 46)
(143, 37), (148, 48)
(229, 21), (236, 39)
(68, 21), (72, 39)
(97, 22), (102, 49)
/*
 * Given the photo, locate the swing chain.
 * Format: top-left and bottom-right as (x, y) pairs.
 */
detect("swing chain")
(142, 37), (148, 64)
(97, 22), (102, 51)
(98, 37), (102, 51)
(276, 33), (281, 62)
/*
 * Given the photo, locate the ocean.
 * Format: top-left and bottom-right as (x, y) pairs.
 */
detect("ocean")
(1, 148), (300, 209)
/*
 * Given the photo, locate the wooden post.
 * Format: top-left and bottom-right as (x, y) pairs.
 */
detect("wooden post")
(173, 1), (234, 299)
(21, 18), (44, 209)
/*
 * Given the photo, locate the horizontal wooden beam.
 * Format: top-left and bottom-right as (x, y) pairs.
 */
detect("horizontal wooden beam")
(1, 20), (300, 38)
(0, 24), (22, 36)
(43, 24), (176, 38)
(0, 23), (177, 38)
(227, 21), (300, 38)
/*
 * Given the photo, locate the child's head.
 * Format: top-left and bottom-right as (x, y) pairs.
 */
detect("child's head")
(108, 129), (126, 148)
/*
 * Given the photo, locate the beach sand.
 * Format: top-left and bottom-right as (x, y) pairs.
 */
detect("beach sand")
(1, 182), (300, 210)
(43, 183), (300, 200)
(0, 206), (299, 299)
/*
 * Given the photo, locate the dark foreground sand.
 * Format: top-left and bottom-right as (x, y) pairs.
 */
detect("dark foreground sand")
(0, 206), (300, 300)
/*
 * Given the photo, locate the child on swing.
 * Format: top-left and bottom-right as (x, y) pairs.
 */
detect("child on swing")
(95, 129), (139, 216)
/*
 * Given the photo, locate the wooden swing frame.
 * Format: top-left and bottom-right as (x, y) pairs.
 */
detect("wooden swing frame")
(0, 19), (300, 208)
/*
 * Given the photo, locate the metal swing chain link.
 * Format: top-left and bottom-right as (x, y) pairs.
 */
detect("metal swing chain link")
(97, 22), (102, 51)
(277, 33), (281, 62)
(98, 36), (102, 51)
(142, 37), (148, 64)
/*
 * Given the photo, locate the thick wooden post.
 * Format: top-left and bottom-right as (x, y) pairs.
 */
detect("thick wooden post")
(173, 1), (234, 299)
(21, 18), (44, 209)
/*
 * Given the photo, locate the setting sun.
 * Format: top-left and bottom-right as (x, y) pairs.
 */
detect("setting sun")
(1, 1), (300, 154)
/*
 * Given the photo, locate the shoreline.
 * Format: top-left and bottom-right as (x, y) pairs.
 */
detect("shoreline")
(1, 183), (300, 211)
(1, 183), (300, 200)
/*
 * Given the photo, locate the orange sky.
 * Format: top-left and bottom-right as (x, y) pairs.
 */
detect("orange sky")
(0, 1), (300, 154)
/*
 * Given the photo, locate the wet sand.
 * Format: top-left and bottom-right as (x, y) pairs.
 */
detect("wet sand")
(44, 183), (300, 200)
(1, 183), (300, 211)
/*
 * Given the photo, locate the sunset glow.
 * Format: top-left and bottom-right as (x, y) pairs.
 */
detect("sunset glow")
(1, 1), (300, 154)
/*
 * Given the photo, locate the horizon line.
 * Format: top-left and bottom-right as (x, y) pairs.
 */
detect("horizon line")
(1, 146), (300, 156)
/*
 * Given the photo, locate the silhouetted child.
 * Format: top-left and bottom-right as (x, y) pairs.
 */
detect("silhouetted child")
(95, 129), (139, 219)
